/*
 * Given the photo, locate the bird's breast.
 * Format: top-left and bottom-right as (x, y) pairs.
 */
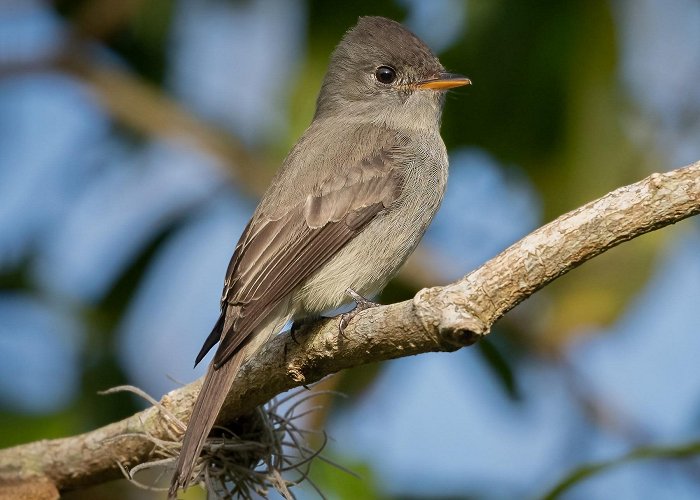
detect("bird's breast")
(295, 132), (448, 315)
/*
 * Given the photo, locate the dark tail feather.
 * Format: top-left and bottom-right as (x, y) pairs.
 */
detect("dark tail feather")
(194, 314), (224, 367)
(168, 351), (244, 498)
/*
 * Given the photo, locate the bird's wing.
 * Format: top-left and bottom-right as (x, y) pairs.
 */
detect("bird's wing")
(201, 145), (404, 368)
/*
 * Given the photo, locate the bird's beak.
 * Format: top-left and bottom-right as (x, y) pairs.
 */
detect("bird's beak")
(416, 73), (472, 90)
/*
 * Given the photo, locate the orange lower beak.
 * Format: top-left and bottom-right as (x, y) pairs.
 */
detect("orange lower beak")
(416, 73), (471, 90)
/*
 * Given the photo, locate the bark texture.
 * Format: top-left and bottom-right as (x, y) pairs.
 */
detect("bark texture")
(1, 161), (698, 493)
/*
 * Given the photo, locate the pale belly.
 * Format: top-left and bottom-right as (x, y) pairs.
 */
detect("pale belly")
(293, 173), (445, 316)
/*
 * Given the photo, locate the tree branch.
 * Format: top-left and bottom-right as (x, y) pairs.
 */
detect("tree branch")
(1, 161), (699, 494)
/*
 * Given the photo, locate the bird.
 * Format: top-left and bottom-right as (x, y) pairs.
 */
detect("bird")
(169, 15), (470, 497)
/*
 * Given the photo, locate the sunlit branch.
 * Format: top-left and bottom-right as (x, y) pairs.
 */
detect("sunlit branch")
(0, 161), (698, 497)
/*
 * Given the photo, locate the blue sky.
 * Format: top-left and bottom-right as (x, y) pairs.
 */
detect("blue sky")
(1, 1), (699, 498)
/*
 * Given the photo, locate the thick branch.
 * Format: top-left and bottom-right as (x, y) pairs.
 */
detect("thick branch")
(1, 161), (698, 493)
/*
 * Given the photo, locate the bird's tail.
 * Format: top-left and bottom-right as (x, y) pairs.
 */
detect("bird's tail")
(168, 350), (244, 498)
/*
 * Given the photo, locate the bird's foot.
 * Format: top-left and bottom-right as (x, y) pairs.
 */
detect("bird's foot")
(338, 288), (381, 335)
(290, 316), (317, 344)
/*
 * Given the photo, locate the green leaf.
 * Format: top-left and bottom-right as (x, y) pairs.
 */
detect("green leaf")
(477, 336), (520, 401)
(308, 453), (380, 499)
(541, 440), (700, 500)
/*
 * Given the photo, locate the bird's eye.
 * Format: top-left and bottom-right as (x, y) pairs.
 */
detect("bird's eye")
(375, 66), (397, 84)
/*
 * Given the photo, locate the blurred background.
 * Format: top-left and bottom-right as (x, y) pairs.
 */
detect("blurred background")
(1, 0), (699, 498)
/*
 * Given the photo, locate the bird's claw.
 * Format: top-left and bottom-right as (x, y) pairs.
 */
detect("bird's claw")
(290, 317), (315, 344)
(338, 288), (381, 336)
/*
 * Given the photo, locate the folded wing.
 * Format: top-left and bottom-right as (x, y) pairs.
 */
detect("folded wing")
(199, 146), (404, 368)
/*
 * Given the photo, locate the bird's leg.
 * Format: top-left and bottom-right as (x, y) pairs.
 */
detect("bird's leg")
(338, 288), (381, 335)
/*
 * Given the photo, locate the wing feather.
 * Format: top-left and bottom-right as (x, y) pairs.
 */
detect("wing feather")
(203, 140), (405, 368)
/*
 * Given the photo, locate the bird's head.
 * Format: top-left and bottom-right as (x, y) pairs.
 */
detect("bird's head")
(314, 16), (470, 130)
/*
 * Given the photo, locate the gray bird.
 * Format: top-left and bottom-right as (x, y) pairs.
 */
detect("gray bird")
(169, 15), (470, 496)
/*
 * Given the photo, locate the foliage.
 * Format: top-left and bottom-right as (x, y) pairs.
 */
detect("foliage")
(2, 0), (699, 498)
